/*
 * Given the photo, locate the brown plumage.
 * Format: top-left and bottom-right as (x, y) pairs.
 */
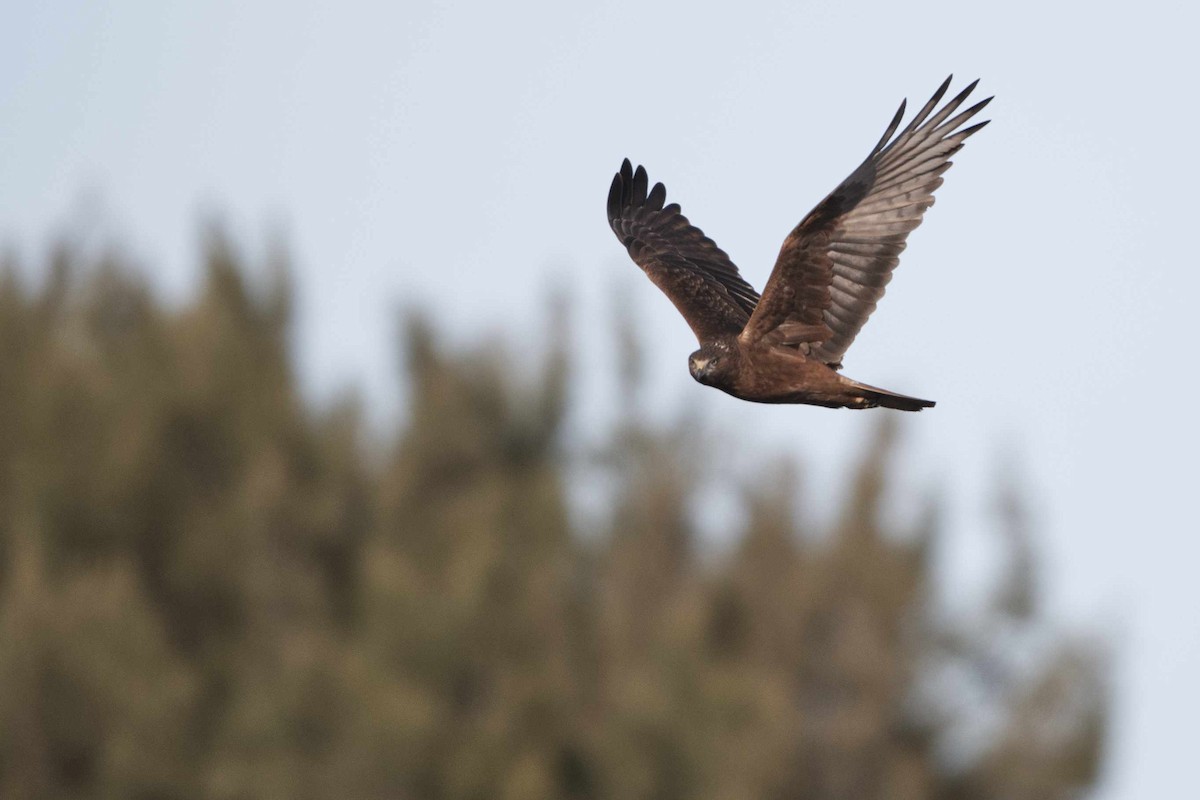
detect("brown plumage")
(607, 76), (990, 411)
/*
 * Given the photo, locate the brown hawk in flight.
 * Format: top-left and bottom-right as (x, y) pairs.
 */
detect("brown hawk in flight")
(608, 77), (990, 411)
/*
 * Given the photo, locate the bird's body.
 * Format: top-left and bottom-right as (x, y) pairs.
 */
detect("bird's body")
(688, 337), (933, 410)
(608, 77), (990, 411)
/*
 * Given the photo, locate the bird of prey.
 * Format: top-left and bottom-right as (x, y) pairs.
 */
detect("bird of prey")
(607, 77), (989, 411)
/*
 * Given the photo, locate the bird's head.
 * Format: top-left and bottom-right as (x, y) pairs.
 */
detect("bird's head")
(688, 341), (734, 386)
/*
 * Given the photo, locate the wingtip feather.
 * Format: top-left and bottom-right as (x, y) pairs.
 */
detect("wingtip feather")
(607, 170), (623, 221)
(646, 181), (667, 210)
(872, 99), (907, 153)
(631, 165), (649, 204)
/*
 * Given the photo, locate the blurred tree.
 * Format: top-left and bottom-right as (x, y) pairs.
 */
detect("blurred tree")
(0, 233), (1107, 799)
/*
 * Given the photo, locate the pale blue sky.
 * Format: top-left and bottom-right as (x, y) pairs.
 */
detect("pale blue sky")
(2, 2), (1197, 796)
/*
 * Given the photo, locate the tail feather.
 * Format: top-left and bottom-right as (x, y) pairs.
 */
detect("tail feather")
(854, 381), (935, 412)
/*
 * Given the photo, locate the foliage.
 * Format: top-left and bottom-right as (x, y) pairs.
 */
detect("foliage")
(0, 235), (1106, 799)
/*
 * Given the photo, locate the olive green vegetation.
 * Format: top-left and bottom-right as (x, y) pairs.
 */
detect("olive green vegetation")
(0, 230), (1106, 799)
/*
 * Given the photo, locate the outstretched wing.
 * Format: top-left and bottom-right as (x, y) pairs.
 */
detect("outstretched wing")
(608, 159), (761, 343)
(740, 77), (990, 366)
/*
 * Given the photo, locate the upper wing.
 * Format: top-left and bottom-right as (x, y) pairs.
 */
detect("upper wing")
(739, 77), (991, 365)
(608, 159), (761, 343)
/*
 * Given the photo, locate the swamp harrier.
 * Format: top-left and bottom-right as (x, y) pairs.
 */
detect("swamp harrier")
(608, 77), (990, 411)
